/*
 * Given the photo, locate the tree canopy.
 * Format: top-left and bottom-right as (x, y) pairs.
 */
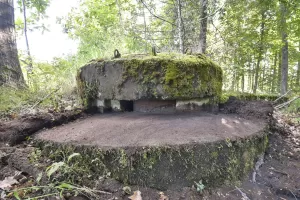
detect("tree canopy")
(59, 0), (300, 95)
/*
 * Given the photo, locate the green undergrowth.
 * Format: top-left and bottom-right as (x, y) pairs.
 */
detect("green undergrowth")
(0, 87), (37, 116)
(0, 86), (80, 118)
(281, 98), (300, 124)
(220, 91), (287, 104)
(283, 98), (300, 114)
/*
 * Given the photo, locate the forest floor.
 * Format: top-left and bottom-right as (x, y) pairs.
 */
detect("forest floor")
(0, 99), (299, 200)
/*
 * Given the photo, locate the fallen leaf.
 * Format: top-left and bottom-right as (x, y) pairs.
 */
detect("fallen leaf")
(129, 190), (142, 200)
(159, 192), (169, 200)
(123, 186), (132, 194)
(0, 176), (19, 190)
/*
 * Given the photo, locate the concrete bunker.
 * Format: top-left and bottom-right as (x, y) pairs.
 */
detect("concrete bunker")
(77, 53), (223, 113)
(34, 53), (269, 191)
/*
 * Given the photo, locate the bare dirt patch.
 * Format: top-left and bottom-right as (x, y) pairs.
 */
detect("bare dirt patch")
(0, 110), (85, 145)
(220, 97), (274, 120)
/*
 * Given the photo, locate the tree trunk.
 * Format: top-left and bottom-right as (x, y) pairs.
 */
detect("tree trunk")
(141, 0), (148, 52)
(271, 51), (278, 93)
(280, 1), (288, 95)
(277, 51), (282, 93)
(177, 0), (184, 53)
(199, 0), (207, 54)
(253, 11), (266, 94)
(261, 64), (265, 91)
(0, 0), (25, 86)
(248, 63), (252, 92)
(241, 68), (245, 92)
(296, 42), (300, 88)
(21, 0), (33, 73)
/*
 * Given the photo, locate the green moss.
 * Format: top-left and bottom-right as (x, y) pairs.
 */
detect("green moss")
(34, 131), (268, 190)
(211, 151), (219, 158)
(113, 53), (223, 101)
(220, 91), (288, 103)
(76, 70), (99, 109)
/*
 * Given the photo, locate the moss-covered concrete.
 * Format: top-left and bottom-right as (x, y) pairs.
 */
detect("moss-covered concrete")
(34, 131), (268, 190)
(77, 53), (223, 108)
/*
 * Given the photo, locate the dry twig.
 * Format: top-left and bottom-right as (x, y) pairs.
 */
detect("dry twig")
(235, 186), (250, 200)
(31, 88), (60, 109)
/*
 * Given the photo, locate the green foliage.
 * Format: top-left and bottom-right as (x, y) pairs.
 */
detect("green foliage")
(45, 151), (85, 183)
(0, 87), (37, 116)
(16, 0), (50, 33)
(215, 0), (300, 93)
(220, 91), (286, 103)
(284, 98), (300, 114)
(194, 180), (205, 194)
(11, 181), (103, 200)
(46, 162), (65, 178)
(0, 55), (83, 118)
(26, 57), (77, 93)
(61, 0), (148, 65)
(8, 150), (105, 199)
(46, 153), (81, 179)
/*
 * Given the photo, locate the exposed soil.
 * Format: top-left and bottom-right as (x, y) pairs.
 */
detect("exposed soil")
(0, 100), (299, 200)
(220, 97), (274, 121)
(0, 110), (86, 145)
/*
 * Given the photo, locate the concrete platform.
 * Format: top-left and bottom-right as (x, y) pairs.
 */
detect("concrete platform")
(35, 112), (266, 148)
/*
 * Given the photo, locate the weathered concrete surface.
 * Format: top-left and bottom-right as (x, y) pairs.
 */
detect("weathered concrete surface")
(35, 112), (266, 147)
(77, 54), (222, 107)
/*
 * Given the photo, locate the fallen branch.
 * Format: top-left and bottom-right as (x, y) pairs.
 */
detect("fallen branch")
(275, 97), (300, 110)
(235, 186), (250, 200)
(269, 167), (289, 177)
(140, 0), (176, 26)
(289, 189), (298, 200)
(31, 88), (60, 109)
(274, 90), (292, 104)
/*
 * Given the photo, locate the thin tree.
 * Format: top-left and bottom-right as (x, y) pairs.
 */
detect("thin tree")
(296, 42), (300, 88)
(280, 0), (288, 95)
(176, 0), (184, 53)
(0, 0), (25, 86)
(21, 0), (33, 73)
(253, 10), (266, 94)
(199, 0), (208, 54)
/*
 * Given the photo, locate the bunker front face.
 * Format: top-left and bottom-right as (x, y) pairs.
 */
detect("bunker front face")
(77, 53), (222, 113)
